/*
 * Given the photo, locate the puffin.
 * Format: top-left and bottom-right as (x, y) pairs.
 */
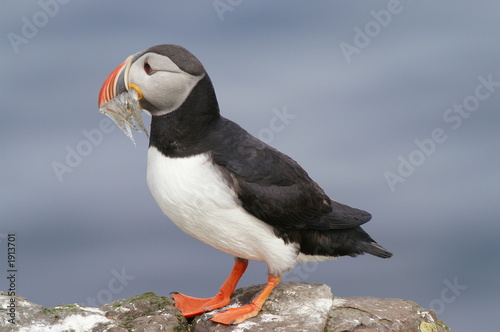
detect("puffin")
(97, 44), (392, 325)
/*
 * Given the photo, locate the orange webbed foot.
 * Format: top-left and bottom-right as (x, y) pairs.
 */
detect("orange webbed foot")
(210, 303), (261, 324)
(172, 258), (248, 318)
(210, 274), (282, 325)
(172, 292), (231, 317)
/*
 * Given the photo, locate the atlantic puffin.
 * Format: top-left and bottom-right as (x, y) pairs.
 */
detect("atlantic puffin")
(98, 44), (392, 325)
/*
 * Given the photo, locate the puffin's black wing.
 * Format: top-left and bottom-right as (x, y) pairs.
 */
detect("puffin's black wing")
(209, 119), (371, 231)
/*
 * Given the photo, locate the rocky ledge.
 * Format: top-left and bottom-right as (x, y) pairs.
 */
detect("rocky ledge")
(0, 282), (451, 332)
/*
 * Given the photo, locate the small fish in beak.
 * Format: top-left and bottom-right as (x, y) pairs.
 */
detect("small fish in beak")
(98, 57), (149, 146)
(98, 89), (149, 145)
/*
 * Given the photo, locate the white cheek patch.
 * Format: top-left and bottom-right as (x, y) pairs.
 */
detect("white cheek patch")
(145, 72), (204, 115)
(128, 53), (205, 115)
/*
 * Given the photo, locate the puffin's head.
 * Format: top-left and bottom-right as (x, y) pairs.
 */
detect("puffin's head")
(99, 44), (206, 115)
(98, 45), (210, 142)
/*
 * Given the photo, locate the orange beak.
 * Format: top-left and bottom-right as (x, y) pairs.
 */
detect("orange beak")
(98, 56), (132, 108)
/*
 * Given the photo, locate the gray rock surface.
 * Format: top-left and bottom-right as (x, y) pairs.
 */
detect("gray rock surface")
(0, 283), (451, 331)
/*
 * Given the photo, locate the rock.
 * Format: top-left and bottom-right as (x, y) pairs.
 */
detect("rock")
(193, 282), (334, 332)
(193, 282), (451, 332)
(96, 292), (187, 332)
(0, 291), (185, 332)
(326, 297), (449, 332)
(0, 283), (451, 332)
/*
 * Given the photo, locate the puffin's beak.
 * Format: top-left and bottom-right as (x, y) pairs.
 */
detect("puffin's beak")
(98, 56), (133, 108)
(97, 55), (148, 144)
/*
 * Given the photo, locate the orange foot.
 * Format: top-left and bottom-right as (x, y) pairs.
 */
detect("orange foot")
(172, 292), (230, 318)
(173, 258), (248, 317)
(211, 303), (261, 325)
(211, 275), (282, 325)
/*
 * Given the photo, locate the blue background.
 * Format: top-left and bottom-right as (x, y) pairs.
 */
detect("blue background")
(1, 1), (499, 331)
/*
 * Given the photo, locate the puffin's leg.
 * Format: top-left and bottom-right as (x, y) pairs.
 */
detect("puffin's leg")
(172, 257), (248, 318)
(210, 274), (282, 325)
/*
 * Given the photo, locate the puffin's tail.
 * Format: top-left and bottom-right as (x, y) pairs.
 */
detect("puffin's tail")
(298, 226), (393, 259)
(358, 240), (393, 259)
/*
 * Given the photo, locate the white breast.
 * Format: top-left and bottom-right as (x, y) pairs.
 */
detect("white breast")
(146, 146), (298, 275)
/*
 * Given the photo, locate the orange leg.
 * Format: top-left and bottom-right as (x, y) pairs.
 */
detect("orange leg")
(210, 274), (282, 325)
(172, 258), (248, 318)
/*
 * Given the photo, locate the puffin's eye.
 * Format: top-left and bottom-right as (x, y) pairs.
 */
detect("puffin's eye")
(144, 61), (155, 75)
